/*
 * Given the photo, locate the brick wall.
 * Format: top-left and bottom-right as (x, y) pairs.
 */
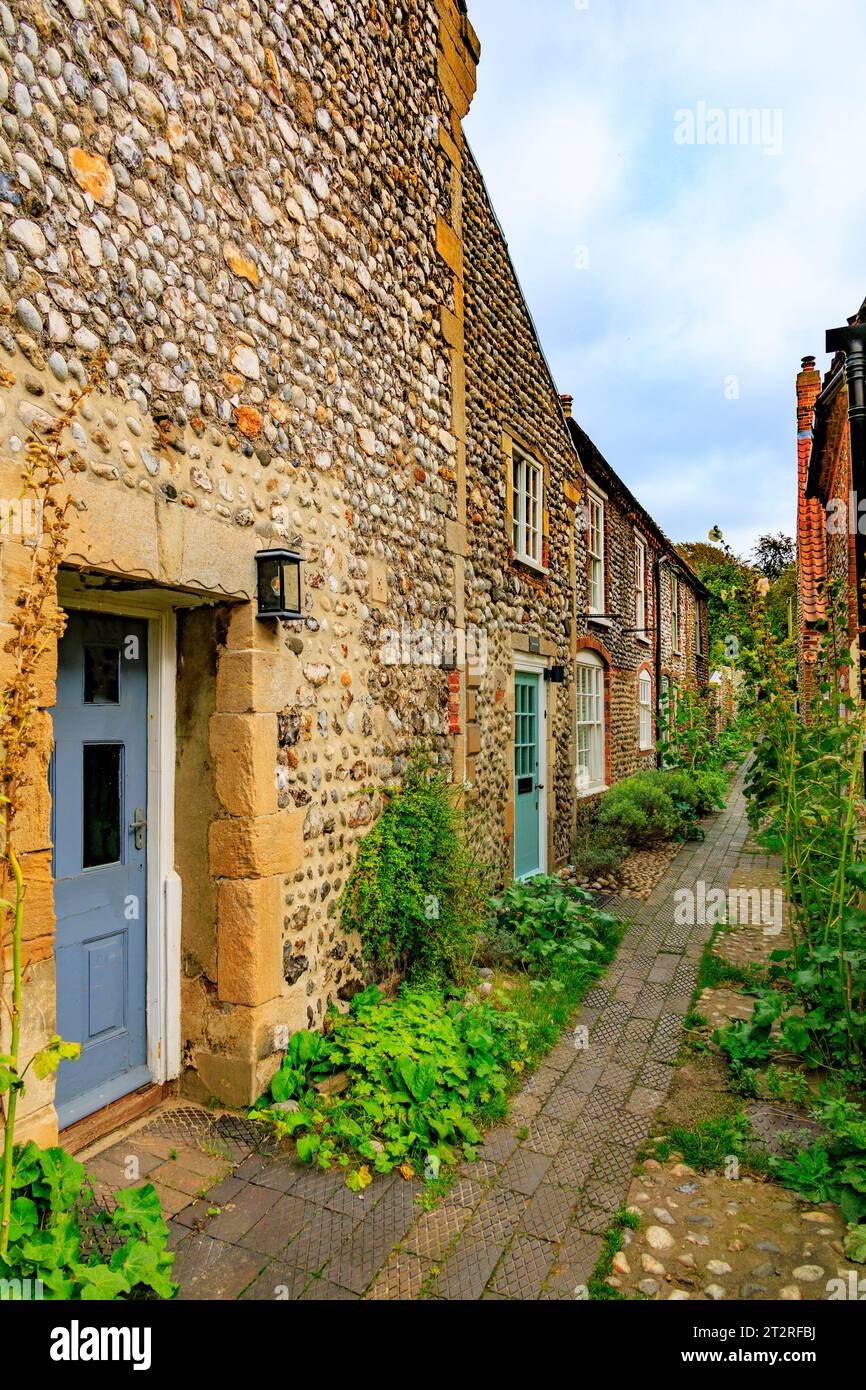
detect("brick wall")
(796, 357), (827, 708)
(796, 350), (859, 713)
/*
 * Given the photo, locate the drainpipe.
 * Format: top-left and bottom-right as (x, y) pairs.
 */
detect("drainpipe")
(824, 323), (866, 755)
(655, 553), (669, 769)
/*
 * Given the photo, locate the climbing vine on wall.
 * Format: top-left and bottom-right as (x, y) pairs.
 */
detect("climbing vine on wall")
(340, 754), (488, 984)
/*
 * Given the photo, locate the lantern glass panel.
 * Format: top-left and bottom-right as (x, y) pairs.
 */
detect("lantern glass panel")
(258, 556), (282, 614)
(282, 557), (301, 616)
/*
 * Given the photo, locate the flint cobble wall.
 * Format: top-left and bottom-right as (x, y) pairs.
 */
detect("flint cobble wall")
(462, 146), (580, 881)
(0, 0), (481, 1127)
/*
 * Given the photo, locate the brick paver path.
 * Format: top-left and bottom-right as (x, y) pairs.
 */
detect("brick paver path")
(93, 769), (757, 1300)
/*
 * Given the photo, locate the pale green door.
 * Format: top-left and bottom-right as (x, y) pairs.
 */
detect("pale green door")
(514, 671), (542, 879)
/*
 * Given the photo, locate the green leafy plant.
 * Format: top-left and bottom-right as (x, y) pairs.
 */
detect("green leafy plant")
(663, 766), (727, 818)
(728, 1058), (760, 1097)
(713, 989), (786, 1065)
(255, 889), (623, 1187)
(340, 754), (487, 983)
(764, 1064), (813, 1110)
(570, 803), (627, 882)
(771, 1096), (866, 1226)
(597, 772), (681, 844)
(844, 1225), (866, 1264)
(485, 876), (616, 974)
(0, 1141), (176, 1300)
(660, 681), (720, 774)
(646, 1112), (769, 1175)
(698, 947), (765, 993)
(589, 1207), (641, 1300)
(253, 987), (527, 1179)
(596, 768), (714, 847)
(745, 578), (866, 1070)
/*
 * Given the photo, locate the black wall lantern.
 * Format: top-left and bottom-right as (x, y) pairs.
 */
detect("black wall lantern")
(256, 548), (303, 621)
(544, 665), (566, 684)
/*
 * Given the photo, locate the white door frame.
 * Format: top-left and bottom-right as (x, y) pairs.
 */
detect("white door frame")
(57, 578), (182, 1088)
(514, 653), (548, 877)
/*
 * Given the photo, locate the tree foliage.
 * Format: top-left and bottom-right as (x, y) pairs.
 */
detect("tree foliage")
(752, 532), (796, 583)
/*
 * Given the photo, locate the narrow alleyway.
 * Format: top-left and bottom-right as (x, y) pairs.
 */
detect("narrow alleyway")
(84, 771), (754, 1300)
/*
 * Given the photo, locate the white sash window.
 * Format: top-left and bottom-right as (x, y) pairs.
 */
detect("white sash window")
(575, 651), (606, 793)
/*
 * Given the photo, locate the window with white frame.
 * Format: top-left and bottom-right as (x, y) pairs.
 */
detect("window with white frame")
(575, 651), (606, 792)
(638, 670), (653, 751)
(587, 489), (605, 613)
(635, 535), (646, 632)
(695, 600), (703, 656)
(511, 448), (542, 565)
(671, 572), (680, 653)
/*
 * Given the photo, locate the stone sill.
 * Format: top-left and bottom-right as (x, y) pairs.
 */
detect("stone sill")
(577, 783), (608, 799)
(512, 553), (549, 578)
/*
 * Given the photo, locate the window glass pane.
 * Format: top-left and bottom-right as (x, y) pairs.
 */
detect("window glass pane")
(513, 453), (543, 561)
(83, 744), (122, 869)
(589, 557), (600, 612)
(639, 672), (652, 749)
(84, 645), (120, 704)
(515, 680), (537, 781)
(588, 496), (604, 609)
(635, 540), (645, 627)
(526, 463), (539, 560)
(576, 661), (604, 786)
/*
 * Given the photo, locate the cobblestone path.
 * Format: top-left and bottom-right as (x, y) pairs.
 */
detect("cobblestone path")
(86, 770), (756, 1300)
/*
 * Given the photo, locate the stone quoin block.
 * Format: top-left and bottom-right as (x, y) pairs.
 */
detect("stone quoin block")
(217, 876), (284, 1008)
(209, 713), (279, 819)
(208, 811), (304, 880)
(215, 647), (290, 716)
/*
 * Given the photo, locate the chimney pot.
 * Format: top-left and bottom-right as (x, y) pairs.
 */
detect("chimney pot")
(559, 393), (573, 418)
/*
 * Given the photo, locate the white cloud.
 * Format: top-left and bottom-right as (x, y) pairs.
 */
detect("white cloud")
(465, 0), (866, 548)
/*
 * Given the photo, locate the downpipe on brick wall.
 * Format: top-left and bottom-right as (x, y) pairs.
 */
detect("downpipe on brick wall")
(655, 553), (670, 770)
(824, 322), (866, 783)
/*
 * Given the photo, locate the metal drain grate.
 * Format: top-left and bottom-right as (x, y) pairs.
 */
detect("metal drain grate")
(137, 1104), (278, 1157)
(745, 1104), (828, 1158)
(139, 1104), (217, 1144)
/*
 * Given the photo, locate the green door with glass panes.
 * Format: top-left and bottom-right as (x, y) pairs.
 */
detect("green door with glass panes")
(514, 671), (542, 879)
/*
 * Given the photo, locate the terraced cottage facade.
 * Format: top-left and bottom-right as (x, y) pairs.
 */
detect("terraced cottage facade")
(0, 0), (713, 1148)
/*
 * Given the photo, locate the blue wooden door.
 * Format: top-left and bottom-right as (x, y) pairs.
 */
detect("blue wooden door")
(514, 671), (542, 879)
(52, 611), (150, 1128)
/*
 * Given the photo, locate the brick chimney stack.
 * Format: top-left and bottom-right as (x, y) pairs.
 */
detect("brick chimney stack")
(559, 393), (573, 419)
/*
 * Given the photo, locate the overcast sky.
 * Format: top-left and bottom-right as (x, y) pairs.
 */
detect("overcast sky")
(464, 0), (866, 556)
